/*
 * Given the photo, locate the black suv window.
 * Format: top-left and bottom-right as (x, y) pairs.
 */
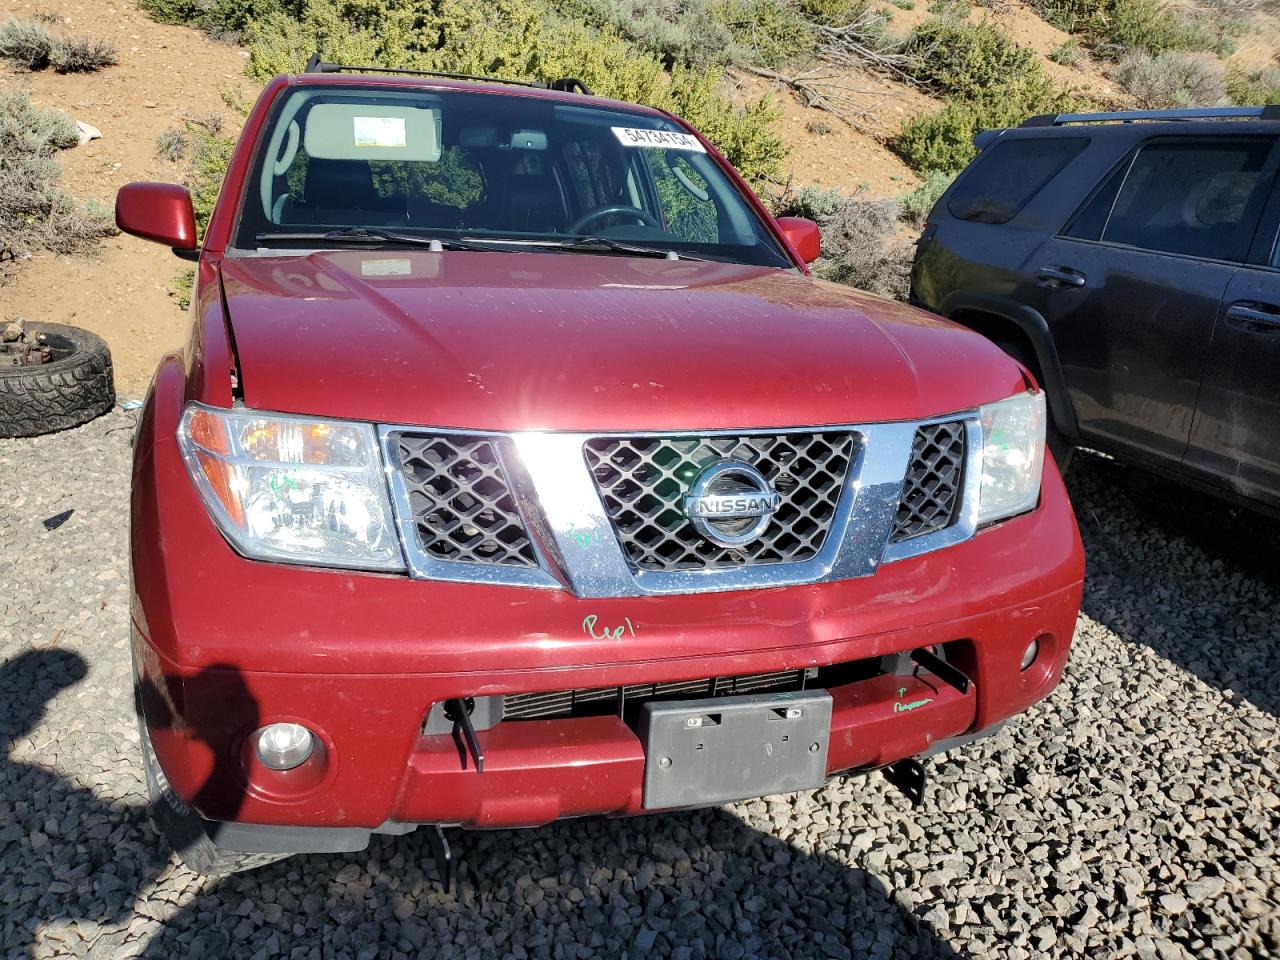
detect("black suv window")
(946, 137), (1087, 224)
(1086, 139), (1273, 262)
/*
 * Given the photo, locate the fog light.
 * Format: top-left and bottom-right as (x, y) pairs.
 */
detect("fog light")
(255, 723), (314, 770)
(1020, 638), (1040, 671)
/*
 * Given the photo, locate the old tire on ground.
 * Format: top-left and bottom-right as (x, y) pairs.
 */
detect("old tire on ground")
(0, 322), (114, 439)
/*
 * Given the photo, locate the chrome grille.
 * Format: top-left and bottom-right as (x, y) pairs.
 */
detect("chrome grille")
(583, 432), (857, 571)
(891, 421), (966, 542)
(503, 669), (810, 720)
(391, 433), (538, 567)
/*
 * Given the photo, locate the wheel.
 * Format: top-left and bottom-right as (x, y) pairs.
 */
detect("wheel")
(136, 712), (289, 877)
(0, 322), (114, 438)
(993, 338), (1073, 474)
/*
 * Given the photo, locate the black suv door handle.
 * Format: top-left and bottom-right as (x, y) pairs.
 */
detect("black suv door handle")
(1225, 302), (1280, 334)
(1035, 266), (1086, 288)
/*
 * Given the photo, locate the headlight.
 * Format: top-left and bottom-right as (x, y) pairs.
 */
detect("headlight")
(977, 391), (1046, 525)
(177, 405), (404, 571)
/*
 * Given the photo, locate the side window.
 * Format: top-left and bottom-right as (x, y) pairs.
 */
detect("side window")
(1063, 162), (1126, 241)
(647, 152), (720, 243)
(1099, 139), (1273, 262)
(946, 137), (1088, 224)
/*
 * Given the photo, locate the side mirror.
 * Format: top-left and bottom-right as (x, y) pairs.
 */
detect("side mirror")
(116, 182), (198, 259)
(776, 216), (821, 264)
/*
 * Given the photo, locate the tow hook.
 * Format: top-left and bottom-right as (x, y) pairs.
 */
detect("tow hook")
(427, 824), (455, 892)
(444, 697), (485, 773)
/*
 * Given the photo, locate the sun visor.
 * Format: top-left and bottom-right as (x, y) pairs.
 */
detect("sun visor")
(304, 103), (441, 162)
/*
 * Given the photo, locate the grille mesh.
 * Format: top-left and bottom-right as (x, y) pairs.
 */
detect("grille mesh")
(503, 669), (808, 720)
(393, 433), (538, 567)
(583, 433), (856, 572)
(890, 421), (966, 542)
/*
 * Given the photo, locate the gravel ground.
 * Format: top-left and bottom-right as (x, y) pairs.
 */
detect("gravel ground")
(1, 410), (1277, 960)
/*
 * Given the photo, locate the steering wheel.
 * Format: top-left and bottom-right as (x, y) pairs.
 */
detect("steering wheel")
(569, 205), (661, 234)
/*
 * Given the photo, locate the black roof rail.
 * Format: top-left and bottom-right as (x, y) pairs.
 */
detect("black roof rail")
(300, 53), (592, 96)
(1021, 105), (1280, 127)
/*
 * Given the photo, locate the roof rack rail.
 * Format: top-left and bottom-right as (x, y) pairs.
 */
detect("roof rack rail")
(301, 53), (592, 96)
(1021, 105), (1280, 127)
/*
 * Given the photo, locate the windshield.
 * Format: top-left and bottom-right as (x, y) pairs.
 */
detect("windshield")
(233, 85), (791, 267)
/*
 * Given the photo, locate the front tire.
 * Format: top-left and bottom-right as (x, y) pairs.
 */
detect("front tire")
(137, 713), (289, 877)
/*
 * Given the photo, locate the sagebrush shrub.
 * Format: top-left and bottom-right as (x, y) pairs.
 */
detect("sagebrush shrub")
(899, 170), (955, 226)
(814, 197), (912, 300)
(48, 35), (117, 72)
(0, 17), (53, 68)
(1113, 50), (1226, 108)
(0, 90), (114, 264)
(560, 0), (742, 69)
(0, 17), (117, 72)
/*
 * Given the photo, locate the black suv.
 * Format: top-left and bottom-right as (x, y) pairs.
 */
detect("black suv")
(911, 105), (1280, 513)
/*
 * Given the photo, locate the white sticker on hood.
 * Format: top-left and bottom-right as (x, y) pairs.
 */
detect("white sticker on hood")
(361, 258), (411, 277)
(611, 127), (706, 152)
(353, 116), (407, 148)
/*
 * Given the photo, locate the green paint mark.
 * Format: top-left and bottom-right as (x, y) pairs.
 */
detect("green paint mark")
(268, 472), (301, 500)
(893, 698), (932, 713)
(582, 615), (637, 640)
(567, 526), (599, 549)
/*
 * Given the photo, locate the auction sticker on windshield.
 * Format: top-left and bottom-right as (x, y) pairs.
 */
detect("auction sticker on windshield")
(612, 127), (706, 152)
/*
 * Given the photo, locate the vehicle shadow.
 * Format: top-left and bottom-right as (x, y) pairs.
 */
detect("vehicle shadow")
(0, 649), (164, 959)
(136, 805), (964, 960)
(1067, 451), (1280, 718)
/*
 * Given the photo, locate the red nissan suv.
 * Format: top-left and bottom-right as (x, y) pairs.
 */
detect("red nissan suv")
(117, 63), (1084, 877)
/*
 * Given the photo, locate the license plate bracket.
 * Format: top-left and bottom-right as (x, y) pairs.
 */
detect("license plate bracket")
(639, 690), (832, 809)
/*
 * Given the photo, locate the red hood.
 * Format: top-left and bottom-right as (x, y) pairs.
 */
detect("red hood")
(217, 250), (1025, 431)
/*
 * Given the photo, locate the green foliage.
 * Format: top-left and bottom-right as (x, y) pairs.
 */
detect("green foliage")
(714, 0), (817, 69)
(904, 17), (1039, 98)
(892, 74), (1087, 173)
(137, 0), (285, 36)
(1049, 37), (1080, 65)
(184, 115), (236, 242)
(241, 0), (787, 183)
(899, 169), (955, 226)
(0, 89), (114, 264)
(798, 0), (867, 26)
(1029, 0), (1208, 56)
(1226, 65), (1280, 107)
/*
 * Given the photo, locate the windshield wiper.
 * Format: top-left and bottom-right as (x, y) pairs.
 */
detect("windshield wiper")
(253, 228), (503, 252)
(551, 236), (708, 261)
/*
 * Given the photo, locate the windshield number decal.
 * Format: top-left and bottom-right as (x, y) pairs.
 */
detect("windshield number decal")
(611, 127), (706, 153)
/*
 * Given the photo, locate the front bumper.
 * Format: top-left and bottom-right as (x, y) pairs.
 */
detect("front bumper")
(130, 362), (1084, 836)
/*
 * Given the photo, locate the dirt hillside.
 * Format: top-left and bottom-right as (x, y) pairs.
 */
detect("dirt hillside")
(1, 0), (256, 398)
